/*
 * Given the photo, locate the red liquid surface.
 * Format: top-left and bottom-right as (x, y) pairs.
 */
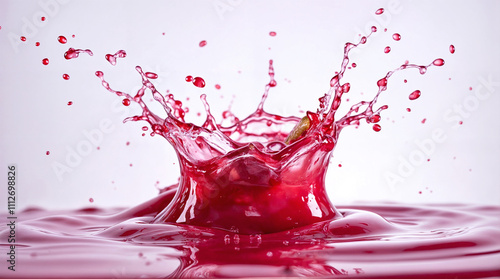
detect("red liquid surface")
(2, 199), (499, 278)
(3, 8), (499, 278)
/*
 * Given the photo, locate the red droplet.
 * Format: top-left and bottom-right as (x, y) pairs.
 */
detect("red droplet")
(199, 40), (207, 47)
(377, 78), (387, 87)
(372, 124), (382, 132)
(126, 141), (130, 146)
(409, 90), (421, 100)
(64, 48), (93, 60)
(20, 36), (26, 41)
(42, 58), (49, 65)
(72, 34), (75, 38)
(338, 164), (342, 167)
(433, 58), (445, 66)
(122, 98), (131, 106)
(419, 191), (422, 195)
(62, 74), (70, 80)
(67, 101), (73, 106)
(89, 198), (94, 203)
(375, 8), (384, 15)
(41, 16), (46, 21)
(215, 84), (221, 90)
(392, 33), (401, 41)
(269, 31), (277, 37)
(449, 45), (455, 54)
(459, 120), (463, 125)
(371, 26), (377, 32)
(46, 151), (50, 155)
(352, 62), (357, 68)
(421, 118), (427, 124)
(406, 108), (411, 112)
(404, 79), (407, 83)
(384, 46), (391, 53)
(185, 75), (193, 82)
(192, 77), (205, 88)
(370, 115), (381, 123)
(58, 35), (67, 44)
(142, 126), (148, 131)
(35, 42), (40, 46)
(145, 72), (158, 79)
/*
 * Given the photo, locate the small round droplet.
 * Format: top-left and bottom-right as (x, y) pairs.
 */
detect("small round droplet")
(449, 45), (455, 54)
(406, 108), (411, 112)
(145, 72), (158, 79)
(142, 126), (148, 131)
(122, 99), (131, 106)
(371, 26), (377, 32)
(58, 35), (67, 44)
(432, 58), (445, 66)
(373, 124), (381, 132)
(370, 115), (381, 123)
(384, 46), (391, 53)
(269, 31), (277, 37)
(409, 90), (421, 100)
(215, 84), (221, 90)
(89, 198), (94, 203)
(375, 8), (384, 15)
(421, 118), (427, 124)
(199, 40), (207, 47)
(41, 16), (46, 21)
(377, 78), (387, 87)
(46, 151), (50, 155)
(392, 33), (401, 41)
(42, 58), (49, 65)
(352, 62), (357, 68)
(193, 77), (206, 88)
(185, 75), (193, 82)
(20, 36), (26, 42)
(67, 101), (73, 106)
(62, 74), (70, 80)
(35, 42), (40, 46)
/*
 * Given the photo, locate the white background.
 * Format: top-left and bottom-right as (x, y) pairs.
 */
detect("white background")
(1, 0), (499, 210)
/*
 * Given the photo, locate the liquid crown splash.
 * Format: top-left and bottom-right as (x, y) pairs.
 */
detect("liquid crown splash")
(95, 29), (444, 234)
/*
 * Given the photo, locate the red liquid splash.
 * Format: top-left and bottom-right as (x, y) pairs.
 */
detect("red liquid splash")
(64, 47), (93, 60)
(105, 50), (127, 66)
(5, 8), (500, 279)
(94, 29), (446, 234)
